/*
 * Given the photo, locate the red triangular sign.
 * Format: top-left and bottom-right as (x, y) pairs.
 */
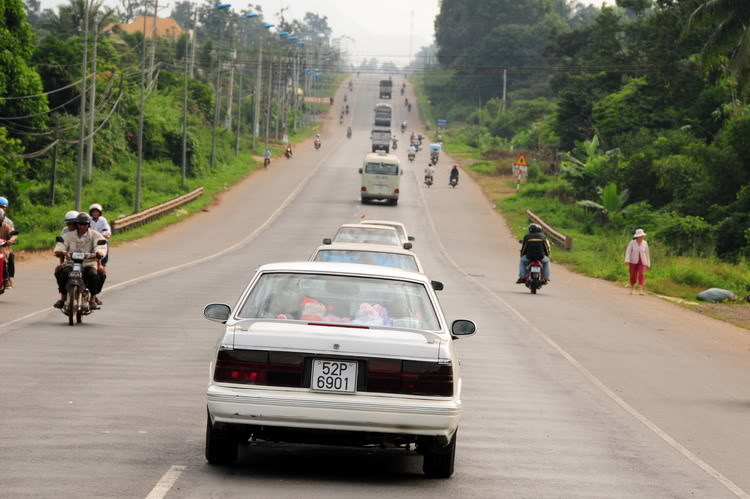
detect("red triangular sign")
(513, 154), (528, 167)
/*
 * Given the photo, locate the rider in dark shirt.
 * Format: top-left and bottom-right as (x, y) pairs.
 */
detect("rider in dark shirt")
(449, 164), (459, 184)
(517, 224), (551, 283)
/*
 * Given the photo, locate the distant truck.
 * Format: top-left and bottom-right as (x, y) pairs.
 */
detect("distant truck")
(370, 128), (392, 153)
(374, 103), (392, 127)
(379, 80), (393, 99)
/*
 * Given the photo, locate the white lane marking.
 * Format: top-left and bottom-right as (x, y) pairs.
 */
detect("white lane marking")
(411, 165), (750, 498)
(145, 465), (186, 499)
(0, 135), (343, 335)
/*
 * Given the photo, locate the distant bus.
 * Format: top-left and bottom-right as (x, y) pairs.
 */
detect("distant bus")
(374, 103), (392, 127)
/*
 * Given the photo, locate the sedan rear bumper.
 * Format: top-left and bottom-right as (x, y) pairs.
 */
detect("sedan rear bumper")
(207, 384), (461, 438)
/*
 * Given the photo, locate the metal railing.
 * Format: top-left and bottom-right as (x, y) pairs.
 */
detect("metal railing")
(112, 187), (204, 234)
(527, 210), (573, 250)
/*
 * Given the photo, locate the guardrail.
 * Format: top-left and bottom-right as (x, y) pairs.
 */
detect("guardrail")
(527, 210), (573, 250)
(112, 187), (204, 234)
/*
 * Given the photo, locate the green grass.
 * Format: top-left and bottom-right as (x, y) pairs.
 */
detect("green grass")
(498, 185), (750, 300)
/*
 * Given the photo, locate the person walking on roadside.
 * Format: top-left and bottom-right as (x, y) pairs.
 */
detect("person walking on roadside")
(625, 228), (651, 295)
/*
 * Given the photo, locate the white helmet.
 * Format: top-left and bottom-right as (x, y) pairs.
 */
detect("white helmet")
(0, 207), (5, 223)
(89, 203), (103, 213)
(64, 210), (79, 223)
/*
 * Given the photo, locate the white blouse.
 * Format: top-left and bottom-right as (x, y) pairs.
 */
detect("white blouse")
(624, 239), (650, 267)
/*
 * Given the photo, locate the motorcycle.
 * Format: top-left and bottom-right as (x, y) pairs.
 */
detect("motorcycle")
(0, 230), (18, 296)
(450, 177), (458, 188)
(430, 152), (439, 165)
(344, 94), (348, 102)
(345, 105), (350, 115)
(314, 139), (321, 150)
(401, 124), (407, 133)
(349, 81), (354, 90)
(408, 152), (415, 162)
(392, 140), (398, 151)
(522, 259), (546, 294)
(56, 237), (107, 325)
(424, 175), (433, 188)
(263, 157), (271, 169)
(408, 104), (412, 112)
(284, 149), (292, 159)
(347, 128), (352, 138)
(339, 116), (344, 125)
(400, 87), (405, 96)
(404, 98), (409, 107)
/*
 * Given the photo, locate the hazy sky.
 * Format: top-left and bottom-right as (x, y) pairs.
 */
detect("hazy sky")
(36, 0), (606, 66)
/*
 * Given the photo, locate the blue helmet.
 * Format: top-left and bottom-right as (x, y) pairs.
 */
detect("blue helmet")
(0, 196), (8, 207)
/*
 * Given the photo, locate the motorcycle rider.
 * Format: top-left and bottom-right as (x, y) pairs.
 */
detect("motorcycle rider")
(314, 134), (321, 148)
(263, 148), (271, 167)
(391, 136), (398, 150)
(401, 120), (407, 133)
(449, 164), (460, 185)
(424, 164), (435, 184)
(516, 224), (551, 284)
(0, 208), (17, 290)
(89, 204), (111, 275)
(0, 197), (15, 288)
(53, 213), (107, 310)
(61, 211), (79, 235)
(407, 143), (417, 160)
(347, 126), (352, 138)
(285, 144), (293, 158)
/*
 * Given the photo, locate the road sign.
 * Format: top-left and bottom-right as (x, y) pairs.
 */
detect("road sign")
(512, 154), (529, 184)
(437, 118), (447, 128)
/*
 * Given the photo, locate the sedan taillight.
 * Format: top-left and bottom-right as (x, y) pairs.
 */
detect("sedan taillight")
(214, 350), (304, 387)
(367, 359), (453, 397)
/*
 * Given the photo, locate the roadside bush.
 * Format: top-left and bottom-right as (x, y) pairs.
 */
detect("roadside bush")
(619, 201), (658, 230)
(655, 213), (714, 256)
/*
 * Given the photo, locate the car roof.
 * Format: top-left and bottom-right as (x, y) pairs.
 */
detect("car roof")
(314, 242), (414, 255)
(257, 261), (430, 283)
(337, 223), (398, 232)
(360, 220), (406, 230)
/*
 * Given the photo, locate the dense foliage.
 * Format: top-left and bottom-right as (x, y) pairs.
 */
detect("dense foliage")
(421, 0), (750, 260)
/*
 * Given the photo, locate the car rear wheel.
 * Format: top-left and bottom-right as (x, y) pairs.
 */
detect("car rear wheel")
(423, 431), (457, 478)
(205, 412), (238, 465)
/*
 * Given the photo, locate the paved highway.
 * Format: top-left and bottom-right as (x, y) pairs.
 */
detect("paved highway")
(1, 76), (748, 497)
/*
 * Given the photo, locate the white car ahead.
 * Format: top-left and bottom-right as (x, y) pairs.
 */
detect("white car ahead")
(203, 262), (476, 477)
(324, 223), (411, 249)
(310, 242), (424, 273)
(360, 220), (414, 246)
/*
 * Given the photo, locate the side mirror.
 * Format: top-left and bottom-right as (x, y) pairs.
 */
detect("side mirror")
(403, 242), (412, 250)
(323, 238), (332, 245)
(358, 168), (363, 174)
(204, 303), (231, 323)
(431, 280), (444, 291)
(56, 236), (64, 243)
(97, 239), (107, 246)
(408, 236), (415, 241)
(451, 319), (476, 338)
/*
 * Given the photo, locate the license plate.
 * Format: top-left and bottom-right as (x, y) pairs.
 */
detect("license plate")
(311, 360), (357, 393)
(531, 266), (542, 272)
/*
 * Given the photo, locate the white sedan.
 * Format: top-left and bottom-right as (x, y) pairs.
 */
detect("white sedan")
(203, 262), (476, 477)
(310, 242), (424, 273)
(360, 220), (415, 246)
(324, 223), (411, 249)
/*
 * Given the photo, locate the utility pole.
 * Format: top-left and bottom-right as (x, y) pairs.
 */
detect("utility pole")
(225, 46), (235, 130)
(235, 28), (247, 155)
(209, 16), (227, 170)
(189, 8), (198, 78)
(181, 6), (191, 189)
(75, 0), (91, 211)
(253, 36), (263, 150)
(502, 68), (507, 112)
(264, 55), (273, 148)
(409, 10), (414, 65)
(86, 18), (99, 181)
(149, 0), (159, 86)
(135, 9), (147, 212)
(49, 115), (59, 206)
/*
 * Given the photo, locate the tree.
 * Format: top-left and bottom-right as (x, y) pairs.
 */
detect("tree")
(117, 0), (139, 24)
(40, 0), (116, 39)
(170, 0), (194, 30)
(300, 12), (331, 45)
(0, 0), (48, 133)
(686, 0), (750, 89)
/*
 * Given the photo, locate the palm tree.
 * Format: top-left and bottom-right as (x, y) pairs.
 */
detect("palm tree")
(41, 0), (116, 39)
(686, 0), (750, 86)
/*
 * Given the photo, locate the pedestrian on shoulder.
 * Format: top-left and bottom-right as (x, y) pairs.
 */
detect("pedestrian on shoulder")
(624, 228), (650, 295)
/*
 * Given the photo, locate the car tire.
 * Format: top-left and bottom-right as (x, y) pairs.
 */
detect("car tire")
(390, 199), (398, 206)
(423, 431), (457, 478)
(205, 412), (238, 465)
(361, 197), (369, 205)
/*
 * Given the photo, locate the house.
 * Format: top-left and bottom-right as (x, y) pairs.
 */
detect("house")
(102, 16), (184, 40)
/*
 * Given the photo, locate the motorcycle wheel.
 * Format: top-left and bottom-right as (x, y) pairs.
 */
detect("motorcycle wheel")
(530, 286), (537, 294)
(67, 287), (77, 326)
(77, 310), (83, 323)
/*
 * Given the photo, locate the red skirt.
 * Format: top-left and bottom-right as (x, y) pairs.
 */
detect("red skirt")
(629, 259), (646, 286)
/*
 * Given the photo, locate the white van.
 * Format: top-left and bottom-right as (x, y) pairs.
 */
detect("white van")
(359, 152), (402, 206)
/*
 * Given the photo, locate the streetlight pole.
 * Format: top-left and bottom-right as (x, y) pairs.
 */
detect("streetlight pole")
(236, 13), (258, 155)
(209, 3), (232, 171)
(135, 7), (148, 212)
(75, 0), (91, 211)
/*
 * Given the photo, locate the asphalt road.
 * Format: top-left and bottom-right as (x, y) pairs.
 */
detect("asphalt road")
(1, 75), (748, 498)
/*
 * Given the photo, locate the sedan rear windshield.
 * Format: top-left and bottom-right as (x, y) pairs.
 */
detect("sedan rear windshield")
(314, 250), (419, 272)
(237, 273), (440, 331)
(334, 227), (400, 246)
(365, 163), (398, 175)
